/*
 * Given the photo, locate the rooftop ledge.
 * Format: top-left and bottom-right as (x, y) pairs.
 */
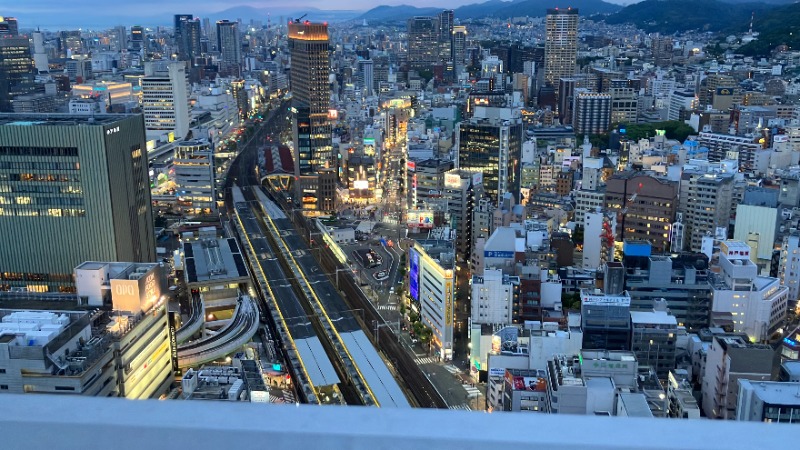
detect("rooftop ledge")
(0, 394), (793, 450)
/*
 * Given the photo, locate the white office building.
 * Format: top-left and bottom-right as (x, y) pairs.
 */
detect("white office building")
(583, 210), (615, 270)
(409, 243), (455, 361)
(471, 268), (519, 326)
(737, 380), (800, 423)
(779, 234), (800, 303)
(142, 61), (191, 141)
(711, 240), (789, 342)
(174, 140), (216, 213)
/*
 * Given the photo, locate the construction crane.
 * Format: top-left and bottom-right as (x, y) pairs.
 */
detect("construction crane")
(294, 14), (308, 23)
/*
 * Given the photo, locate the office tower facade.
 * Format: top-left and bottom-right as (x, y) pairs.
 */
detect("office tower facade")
(407, 16), (439, 70)
(581, 265), (632, 351)
(0, 114), (155, 292)
(457, 108), (523, 205)
(544, 8), (578, 101)
(358, 59), (374, 97)
(142, 61), (191, 141)
(410, 243), (455, 361)
(216, 20), (241, 76)
(31, 31), (48, 73)
(0, 17), (19, 36)
(779, 234), (800, 304)
(289, 21), (334, 213)
(442, 169), (485, 261)
(452, 26), (467, 67)
(630, 300), (678, 380)
(174, 140), (215, 213)
(623, 242), (713, 332)
(175, 15), (201, 62)
(604, 172), (678, 253)
(610, 88), (639, 125)
(130, 25), (144, 51)
(572, 90), (612, 135)
(0, 37), (36, 112)
(678, 169), (734, 252)
(114, 25), (128, 52)
(437, 10), (454, 63)
(651, 35), (673, 67)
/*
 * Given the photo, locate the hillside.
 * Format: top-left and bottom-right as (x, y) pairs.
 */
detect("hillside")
(738, 3), (800, 56)
(357, 5), (442, 22)
(605, 0), (771, 33)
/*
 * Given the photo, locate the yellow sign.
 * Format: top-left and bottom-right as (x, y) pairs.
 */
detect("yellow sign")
(445, 281), (453, 326)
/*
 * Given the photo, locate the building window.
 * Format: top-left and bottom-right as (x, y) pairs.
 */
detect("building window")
(54, 386), (75, 391)
(0, 385), (6, 390)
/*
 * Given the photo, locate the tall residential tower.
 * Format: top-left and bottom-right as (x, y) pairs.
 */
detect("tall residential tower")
(544, 8), (578, 106)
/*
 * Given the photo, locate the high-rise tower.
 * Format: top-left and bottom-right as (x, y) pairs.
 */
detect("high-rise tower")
(175, 15), (201, 62)
(0, 37), (36, 112)
(544, 8), (578, 105)
(0, 17), (19, 36)
(216, 20), (241, 76)
(289, 20), (334, 213)
(407, 17), (438, 70)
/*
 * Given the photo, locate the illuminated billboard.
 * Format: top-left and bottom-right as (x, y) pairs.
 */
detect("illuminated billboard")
(409, 248), (420, 301)
(444, 173), (462, 188)
(407, 210), (434, 229)
(352, 180), (369, 190)
(363, 138), (375, 156)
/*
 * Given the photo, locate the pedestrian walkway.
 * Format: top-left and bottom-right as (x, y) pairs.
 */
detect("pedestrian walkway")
(449, 404), (472, 411)
(415, 356), (436, 365)
(463, 385), (481, 398)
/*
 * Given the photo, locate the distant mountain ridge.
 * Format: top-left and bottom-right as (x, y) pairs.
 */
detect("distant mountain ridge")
(358, 0), (622, 22)
(604, 0), (775, 33)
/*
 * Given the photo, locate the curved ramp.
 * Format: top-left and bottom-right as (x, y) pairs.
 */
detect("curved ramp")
(176, 294), (204, 344)
(177, 295), (259, 368)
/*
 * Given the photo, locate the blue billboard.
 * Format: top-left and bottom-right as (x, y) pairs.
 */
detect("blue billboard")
(409, 248), (420, 301)
(484, 250), (514, 259)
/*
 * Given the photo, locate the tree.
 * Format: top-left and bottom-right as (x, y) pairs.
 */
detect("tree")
(572, 225), (585, 246)
(561, 292), (581, 311)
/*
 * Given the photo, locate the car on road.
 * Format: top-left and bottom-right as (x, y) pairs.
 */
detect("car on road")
(373, 270), (389, 281)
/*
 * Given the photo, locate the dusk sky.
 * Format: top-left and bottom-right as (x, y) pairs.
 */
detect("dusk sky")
(7, 0), (639, 28)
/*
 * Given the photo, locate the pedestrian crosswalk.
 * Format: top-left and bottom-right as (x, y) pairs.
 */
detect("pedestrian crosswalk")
(449, 404), (472, 411)
(443, 364), (461, 375)
(415, 356), (436, 365)
(283, 390), (296, 404)
(463, 385), (481, 398)
(377, 304), (397, 311)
